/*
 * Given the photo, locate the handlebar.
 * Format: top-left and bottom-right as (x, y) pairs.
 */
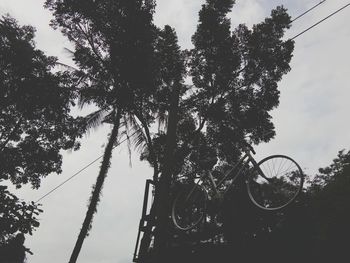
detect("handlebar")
(243, 140), (256, 154)
(243, 130), (275, 155)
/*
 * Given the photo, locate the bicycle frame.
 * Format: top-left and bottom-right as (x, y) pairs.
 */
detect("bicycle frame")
(172, 147), (305, 230)
(201, 149), (260, 197)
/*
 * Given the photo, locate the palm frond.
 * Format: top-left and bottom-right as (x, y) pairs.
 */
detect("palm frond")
(129, 114), (148, 152)
(63, 47), (75, 58)
(114, 113), (149, 167)
(77, 93), (92, 109)
(82, 108), (110, 136)
(77, 81), (109, 109)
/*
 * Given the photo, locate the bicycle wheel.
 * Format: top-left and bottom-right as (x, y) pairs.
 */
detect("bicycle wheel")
(171, 184), (207, 231)
(247, 155), (304, 211)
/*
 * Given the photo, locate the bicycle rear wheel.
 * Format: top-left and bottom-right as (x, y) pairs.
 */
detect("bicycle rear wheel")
(171, 184), (207, 231)
(247, 155), (304, 211)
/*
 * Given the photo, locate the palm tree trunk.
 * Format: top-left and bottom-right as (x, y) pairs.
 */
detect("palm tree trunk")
(69, 110), (121, 263)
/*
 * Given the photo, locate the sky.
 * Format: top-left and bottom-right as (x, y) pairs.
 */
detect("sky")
(1, 0), (350, 262)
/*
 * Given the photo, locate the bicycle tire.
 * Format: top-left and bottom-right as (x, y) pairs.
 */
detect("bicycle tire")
(171, 184), (207, 231)
(246, 155), (304, 211)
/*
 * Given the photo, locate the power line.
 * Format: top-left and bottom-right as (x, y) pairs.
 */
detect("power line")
(34, 129), (140, 204)
(291, 2), (350, 40)
(291, 0), (326, 23)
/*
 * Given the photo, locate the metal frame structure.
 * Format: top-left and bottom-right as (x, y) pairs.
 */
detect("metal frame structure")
(133, 179), (156, 262)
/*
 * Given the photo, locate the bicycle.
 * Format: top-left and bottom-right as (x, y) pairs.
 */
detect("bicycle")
(171, 141), (304, 231)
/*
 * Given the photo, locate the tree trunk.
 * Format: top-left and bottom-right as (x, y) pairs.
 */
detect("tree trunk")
(69, 110), (121, 263)
(153, 83), (181, 261)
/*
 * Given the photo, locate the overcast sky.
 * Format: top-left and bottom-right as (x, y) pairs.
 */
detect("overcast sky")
(1, 0), (350, 262)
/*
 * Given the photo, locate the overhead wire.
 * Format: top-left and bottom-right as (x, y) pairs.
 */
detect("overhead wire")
(291, 2), (350, 40)
(291, 0), (326, 23)
(34, 128), (141, 203)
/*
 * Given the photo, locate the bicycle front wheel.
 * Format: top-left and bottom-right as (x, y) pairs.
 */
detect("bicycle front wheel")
(247, 155), (304, 211)
(171, 184), (207, 231)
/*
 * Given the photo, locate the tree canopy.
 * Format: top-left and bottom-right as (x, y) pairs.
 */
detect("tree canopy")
(44, 1), (162, 261)
(0, 15), (82, 245)
(0, 15), (82, 188)
(140, 0), (294, 182)
(45, 0), (159, 112)
(45, 0), (295, 260)
(2, 1), (350, 262)
(160, 149), (350, 263)
(137, 0), (295, 260)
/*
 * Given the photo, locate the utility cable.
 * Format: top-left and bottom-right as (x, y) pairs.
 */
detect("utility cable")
(291, 0), (326, 23)
(291, 2), (350, 40)
(34, 129), (140, 203)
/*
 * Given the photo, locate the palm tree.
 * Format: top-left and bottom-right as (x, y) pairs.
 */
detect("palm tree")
(45, 1), (159, 262)
(69, 108), (121, 263)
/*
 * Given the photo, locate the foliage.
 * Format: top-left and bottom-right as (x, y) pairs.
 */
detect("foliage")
(0, 186), (42, 244)
(218, 149), (350, 262)
(45, 0), (159, 112)
(46, 0), (294, 181)
(0, 15), (82, 188)
(0, 15), (82, 245)
(307, 149), (350, 260)
(0, 233), (30, 263)
(46, 0), (295, 260)
(141, 0), (294, 181)
(45, 0), (163, 178)
(187, 1), (293, 163)
(140, 25), (187, 173)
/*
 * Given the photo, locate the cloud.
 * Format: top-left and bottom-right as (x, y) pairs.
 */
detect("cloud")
(154, 0), (203, 49)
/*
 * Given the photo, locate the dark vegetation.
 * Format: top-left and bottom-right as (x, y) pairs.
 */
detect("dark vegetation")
(0, 0), (349, 262)
(163, 150), (350, 263)
(0, 15), (84, 262)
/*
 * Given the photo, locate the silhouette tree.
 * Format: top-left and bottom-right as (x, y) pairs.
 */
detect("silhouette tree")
(142, 0), (294, 191)
(0, 186), (41, 245)
(46, 0), (294, 261)
(44, 1), (159, 262)
(0, 15), (82, 248)
(140, 1), (295, 259)
(307, 149), (350, 261)
(220, 149), (350, 263)
(152, 147), (350, 263)
(187, 1), (294, 161)
(151, 25), (186, 260)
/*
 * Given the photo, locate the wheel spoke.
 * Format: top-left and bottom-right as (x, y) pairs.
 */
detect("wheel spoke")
(247, 155), (303, 211)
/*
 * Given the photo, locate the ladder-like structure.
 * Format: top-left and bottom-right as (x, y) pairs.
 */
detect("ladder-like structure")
(133, 179), (226, 262)
(133, 179), (156, 262)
